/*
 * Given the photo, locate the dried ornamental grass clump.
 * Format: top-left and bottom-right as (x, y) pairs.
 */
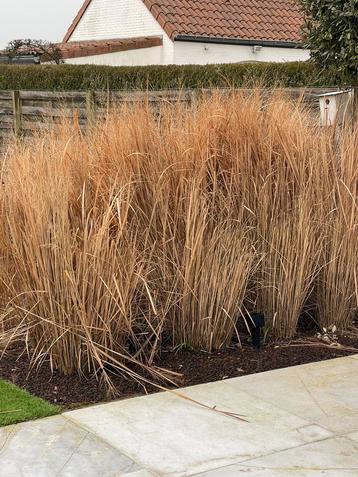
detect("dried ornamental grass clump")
(0, 92), (356, 389)
(315, 128), (358, 330)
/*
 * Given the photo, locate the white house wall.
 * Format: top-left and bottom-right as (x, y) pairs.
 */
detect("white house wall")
(66, 46), (164, 66)
(65, 41), (310, 66)
(68, 0), (174, 63)
(173, 41), (310, 65)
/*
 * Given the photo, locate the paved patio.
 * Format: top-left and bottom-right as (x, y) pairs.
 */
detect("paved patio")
(1, 355), (358, 476)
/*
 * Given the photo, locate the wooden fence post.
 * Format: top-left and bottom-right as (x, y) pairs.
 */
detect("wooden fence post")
(353, 87), (358, 124)
(12, 90), (22, 136)
(86, 90), (96, 126)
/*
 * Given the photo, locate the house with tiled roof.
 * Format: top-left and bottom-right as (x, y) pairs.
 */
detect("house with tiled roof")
(62, 0), (310, 66)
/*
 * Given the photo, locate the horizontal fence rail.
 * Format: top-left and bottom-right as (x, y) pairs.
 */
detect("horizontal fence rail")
(0, 88), (336, 142)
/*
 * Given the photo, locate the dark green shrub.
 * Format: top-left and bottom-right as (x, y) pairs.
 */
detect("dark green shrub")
(0, 61), (353, 91)
(300, 0), (358, 78)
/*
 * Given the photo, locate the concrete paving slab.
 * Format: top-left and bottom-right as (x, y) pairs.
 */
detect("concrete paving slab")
(294, 424), (332, 441)
(312, 411), (358, 434)
(58, 431), (140, 477)
(194, 464), (358, 476)
(298, 355), (358, 372)
(225, 356), (358, 421)
(225, 367), (327, 421)
(120, 471), (158, 477)
(0, 425), (15, 451)
(347, 431), (358, 443)
(64, 383), (327, 476)
(0, 416), (87, 477)
(236, 436), (358, 472)
(0, 415), (141, 477)
(294, 361), (358, 417)
(177, 380), (309, 431)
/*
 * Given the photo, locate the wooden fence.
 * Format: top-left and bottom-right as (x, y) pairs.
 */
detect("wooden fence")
(0, 88), (335, 141)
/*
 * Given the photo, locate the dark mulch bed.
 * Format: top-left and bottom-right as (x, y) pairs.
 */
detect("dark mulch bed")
(1, 329), (357, 410)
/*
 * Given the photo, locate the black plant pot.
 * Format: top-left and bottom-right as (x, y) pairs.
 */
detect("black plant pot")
(249, 313), (265, 350)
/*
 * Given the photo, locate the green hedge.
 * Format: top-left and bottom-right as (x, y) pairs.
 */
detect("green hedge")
(0, 62), (354, 91)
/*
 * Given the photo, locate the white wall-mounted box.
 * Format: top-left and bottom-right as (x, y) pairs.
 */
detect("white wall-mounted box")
(317, 90), (354, 126)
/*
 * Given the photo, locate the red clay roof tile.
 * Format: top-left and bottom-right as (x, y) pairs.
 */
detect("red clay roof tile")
(159, 0), (303, 43)
(64, 0), (303, 45)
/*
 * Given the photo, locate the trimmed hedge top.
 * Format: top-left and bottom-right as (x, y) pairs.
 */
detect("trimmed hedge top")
(0, 62), (354, 91)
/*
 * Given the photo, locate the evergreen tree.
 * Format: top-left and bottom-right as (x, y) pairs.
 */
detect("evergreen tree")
(300, 0), (358, 77)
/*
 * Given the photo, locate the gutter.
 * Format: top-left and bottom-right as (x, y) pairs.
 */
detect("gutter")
(175, 35), (303, 49)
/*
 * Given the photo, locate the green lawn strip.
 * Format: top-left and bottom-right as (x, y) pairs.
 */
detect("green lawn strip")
(0, 380), (58, 427)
